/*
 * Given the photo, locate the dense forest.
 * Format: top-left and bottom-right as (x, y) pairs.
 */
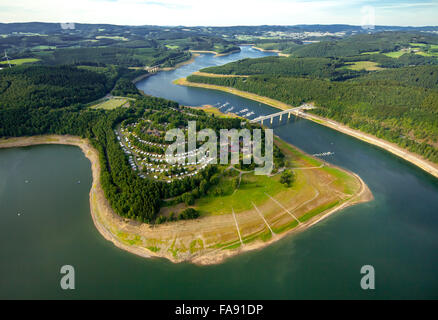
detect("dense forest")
(288, 32), (438, 58)
(201, 56), (361, 80)
(38, 47), (191, 68)
(253, 41), (302, 54)
(0, 65), (112, 109)
(350, 65), (438, 89)
(0, 64), (152, 109)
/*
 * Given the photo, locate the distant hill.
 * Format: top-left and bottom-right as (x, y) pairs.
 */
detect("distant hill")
(289, 32), (438, 58)
(1, 22), (437, 37)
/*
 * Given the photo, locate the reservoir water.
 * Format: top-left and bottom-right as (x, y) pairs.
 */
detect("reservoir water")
(1, 46), (437, 299)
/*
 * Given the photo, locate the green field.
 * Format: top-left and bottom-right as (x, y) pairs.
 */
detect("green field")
(165, 45), (180, 49)
(195, 172), (293, 216)
(383, 46), (438, 58)
(31, 45), (56, 50)
(343, 61), (384, 71)
(409, 43), (438, 49)
(410, 43), (427, 47)
(360, 44), (438, 59)
(415, 51), (438, 57)
(0, 58), (40, 65)
(193, 136), (351, 217)
(409, 43), (438, 56)
(360, 51), (380, 55)
(90, 98), (129, 110)
(96, 36), (128, 41)
(383, 50), (406, 58)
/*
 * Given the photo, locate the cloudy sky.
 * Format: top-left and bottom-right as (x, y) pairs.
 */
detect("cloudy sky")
(1, 0), (437, 26)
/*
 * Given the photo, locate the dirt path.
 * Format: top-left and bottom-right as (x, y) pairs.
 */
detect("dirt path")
(232, 208), (244, 246)
(264, 192), (301, 225)
(252, 202), (276, 236)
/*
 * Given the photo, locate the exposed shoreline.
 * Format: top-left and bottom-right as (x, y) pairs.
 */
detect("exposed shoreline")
(131, 72), (153, 84)
(192, 71), (249, 78)
(192, 162), (372, 265)
(0, 134), (371, 265)
(189, 49), (241, 57)
(176, 78), (438, 180)
(159, 53), (200, 71)
(251, 46), (290, 57)
(131, 53), (201, 84)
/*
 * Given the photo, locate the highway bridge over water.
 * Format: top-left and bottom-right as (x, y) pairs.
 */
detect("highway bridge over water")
(250, 104), (315, 125)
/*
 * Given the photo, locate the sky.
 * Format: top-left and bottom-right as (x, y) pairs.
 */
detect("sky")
(0, 0), (437, 27)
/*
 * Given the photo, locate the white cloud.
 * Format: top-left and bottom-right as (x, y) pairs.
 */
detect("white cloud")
(0, 0), (437, 26)
(378, 2), (436, 10)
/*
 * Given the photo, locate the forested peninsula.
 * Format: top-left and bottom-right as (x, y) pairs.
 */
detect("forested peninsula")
(0, 62), (371, 264)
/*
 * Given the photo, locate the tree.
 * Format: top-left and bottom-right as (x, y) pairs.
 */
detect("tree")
(233, 177), (240, 189)
(178, 208), (200, 220)
(199, 180), (209, 195)
(280, 170), (295, 187)
(155, 215), (168, 224)
(181, 192), (195, 205)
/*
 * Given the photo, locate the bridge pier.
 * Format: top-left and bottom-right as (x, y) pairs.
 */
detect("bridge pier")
(146, 66), (159, 73)
(250, 106), (313, 125)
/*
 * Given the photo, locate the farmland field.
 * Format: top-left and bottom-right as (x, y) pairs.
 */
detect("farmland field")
(0, 58), (40, 65)
(90, 98), (129, 110)
(343, 61), (384, 71)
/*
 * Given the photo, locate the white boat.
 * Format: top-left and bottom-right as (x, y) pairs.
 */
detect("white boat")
(218, 102), (230, 109)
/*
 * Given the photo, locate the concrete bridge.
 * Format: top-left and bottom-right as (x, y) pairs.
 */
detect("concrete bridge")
(146, 66), (160, 73)
(250, 104), (315, 125)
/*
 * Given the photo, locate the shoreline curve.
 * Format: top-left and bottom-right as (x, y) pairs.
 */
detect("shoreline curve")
(0, 134), (372, 265)
(175, 78), (438, 180)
